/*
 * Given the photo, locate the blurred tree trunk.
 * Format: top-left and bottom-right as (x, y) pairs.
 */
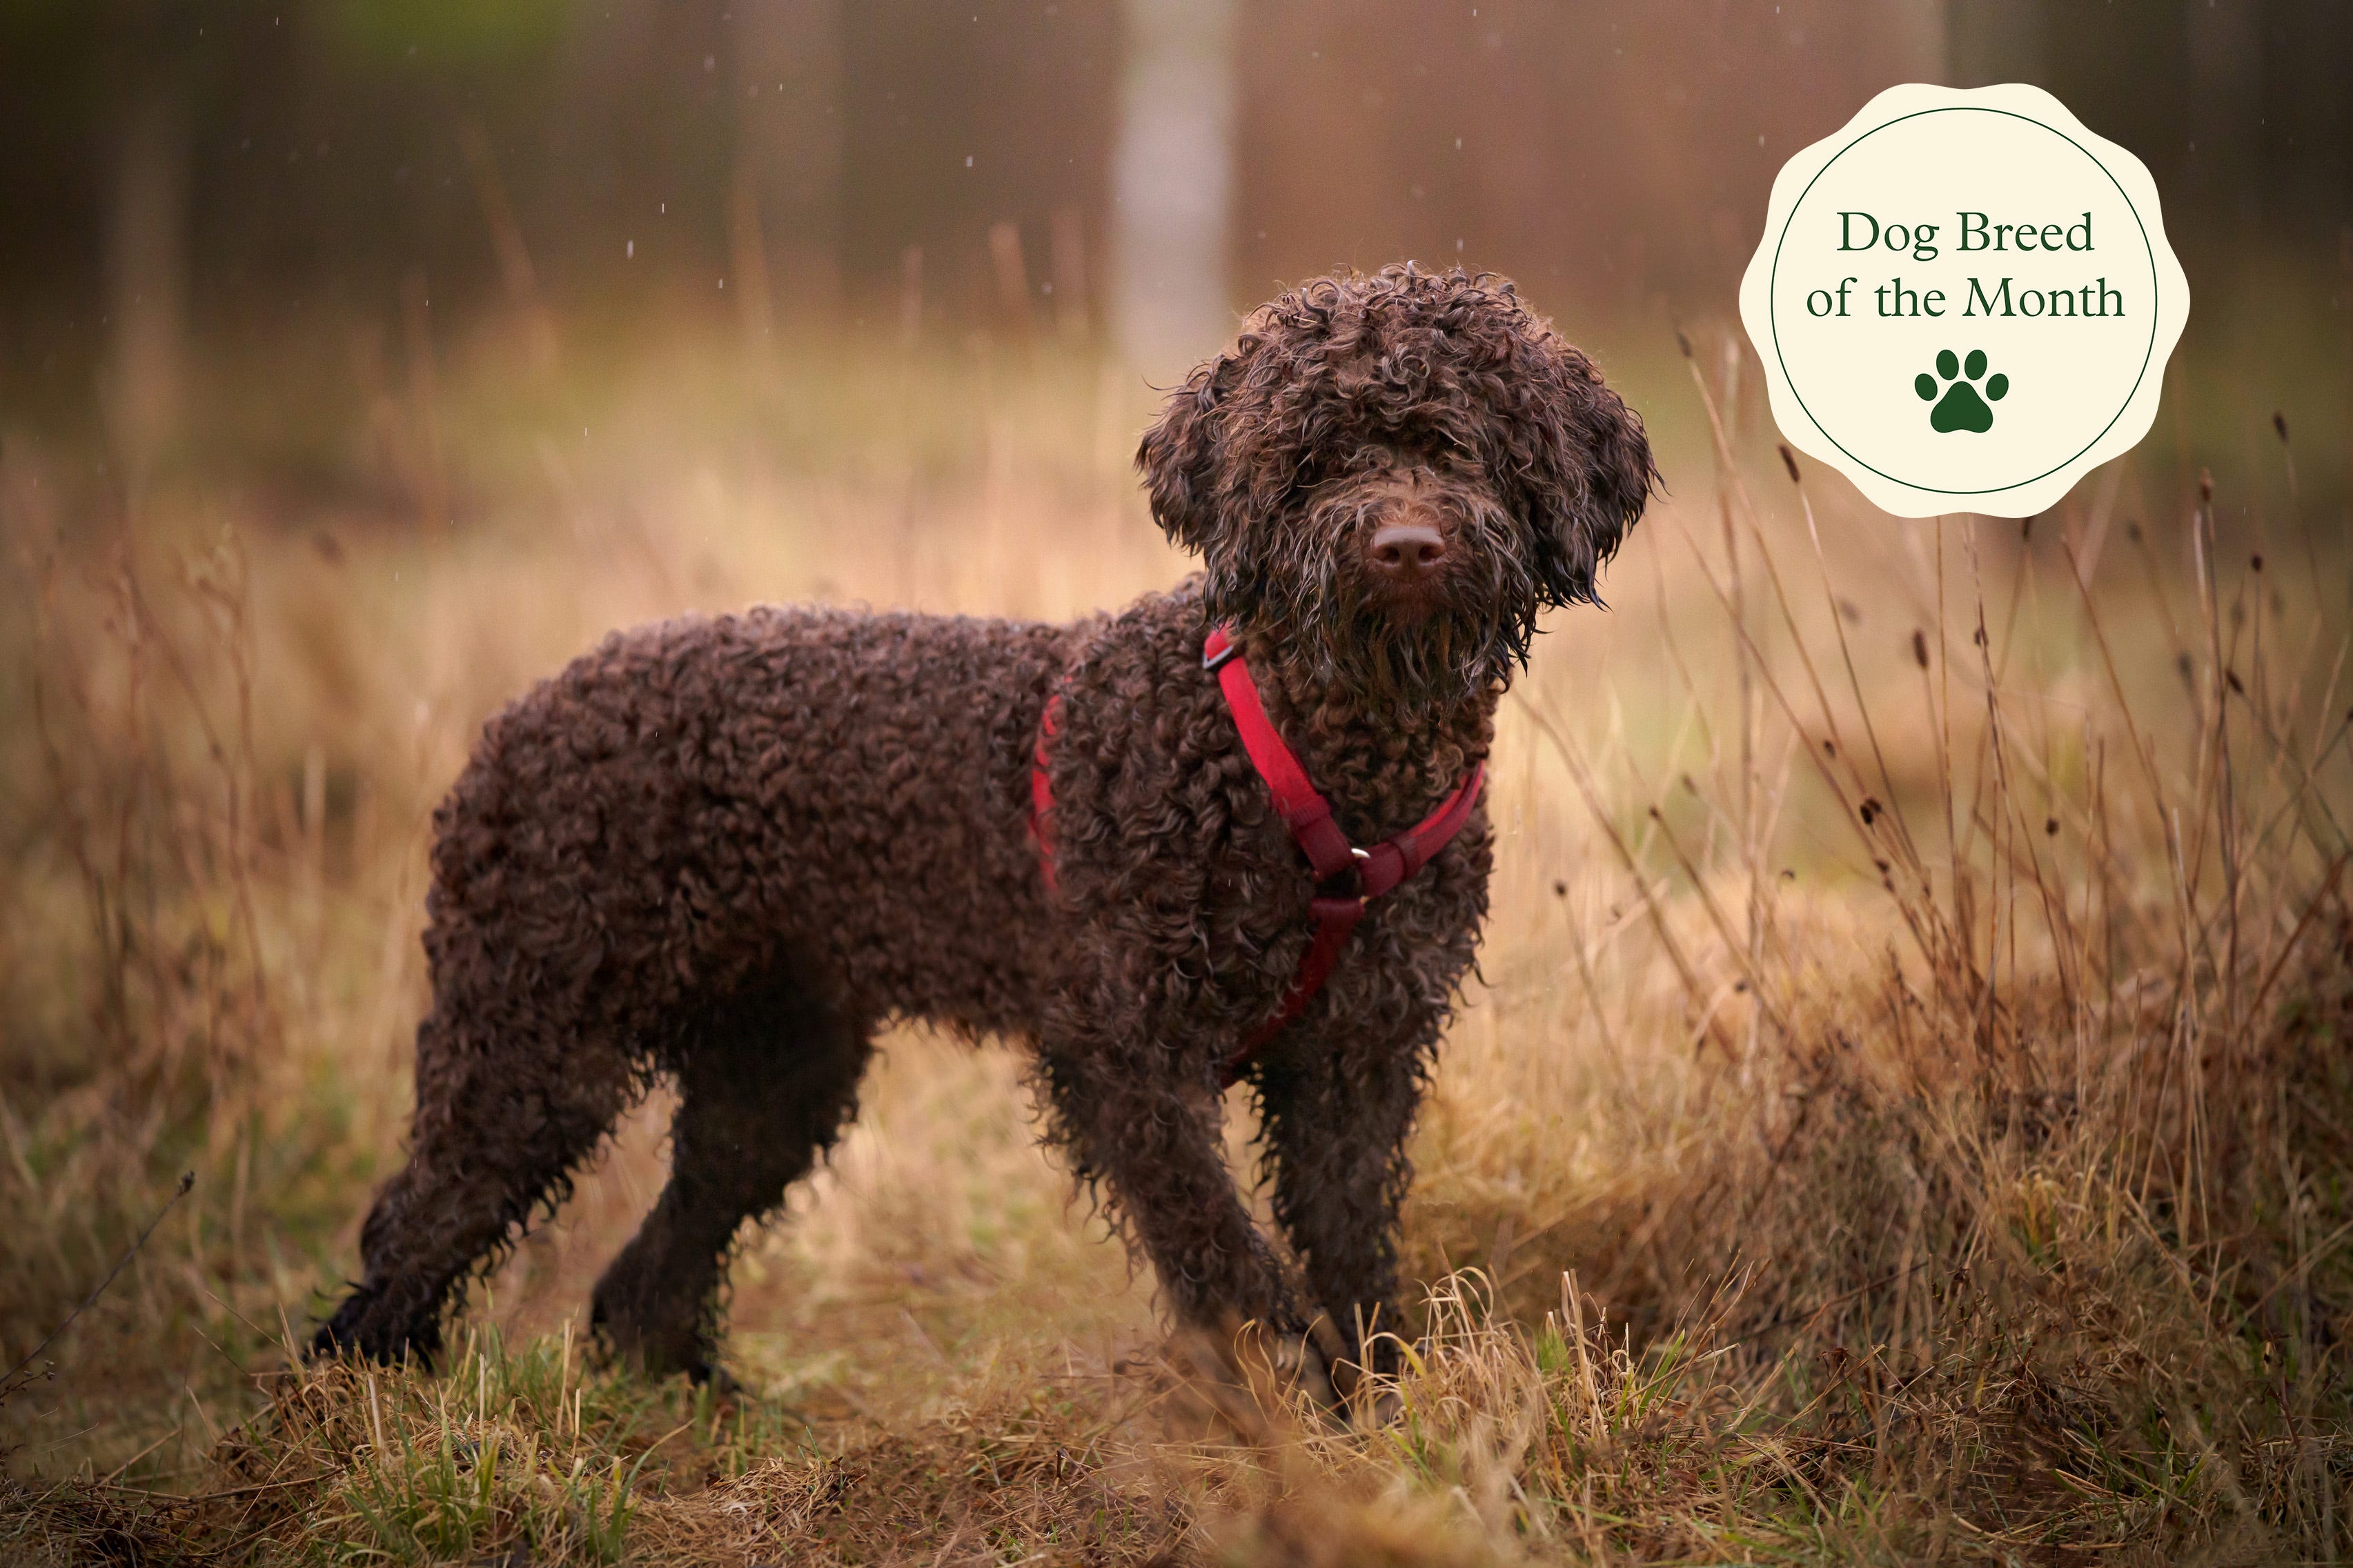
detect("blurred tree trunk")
(1884, 0), (1948, 84)
(732, 0), (843, 347)
(104, 79), (187, 504)
(2184, 0), (2263, 232)
(1948, 0), (2046, 85)
(1109, 0), (1237, 379)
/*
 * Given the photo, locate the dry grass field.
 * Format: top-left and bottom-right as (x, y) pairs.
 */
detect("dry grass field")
(1, 317), (2349, 1565)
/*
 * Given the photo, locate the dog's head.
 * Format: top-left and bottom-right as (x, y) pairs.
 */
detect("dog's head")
(1139, 266), (1655, 710)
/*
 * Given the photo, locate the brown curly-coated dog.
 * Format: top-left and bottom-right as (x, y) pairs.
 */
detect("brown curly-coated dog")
(314, 265), (1653, 1391)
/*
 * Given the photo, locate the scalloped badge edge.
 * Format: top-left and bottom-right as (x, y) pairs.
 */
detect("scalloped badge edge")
(1737, 82), (2190, 519)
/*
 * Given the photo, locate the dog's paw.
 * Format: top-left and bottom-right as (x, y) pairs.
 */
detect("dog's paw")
(1348, 1381), (1406, 1431)
(1261, 1329), (1338, 1410)
(1172, 1318), (1339, 1427)
(687, 1358), (743, 1395)
(309, 1283), (442, 1370)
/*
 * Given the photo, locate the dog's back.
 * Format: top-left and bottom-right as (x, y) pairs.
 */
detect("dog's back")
(435, 604), (1078, 1049)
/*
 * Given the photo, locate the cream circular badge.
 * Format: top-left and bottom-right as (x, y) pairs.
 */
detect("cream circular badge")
(1739, 83), (2189, 518)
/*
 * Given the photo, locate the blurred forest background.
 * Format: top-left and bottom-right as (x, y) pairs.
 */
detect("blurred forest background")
(8, 5), (2353, 1560)
(0, 0), (2348, 519)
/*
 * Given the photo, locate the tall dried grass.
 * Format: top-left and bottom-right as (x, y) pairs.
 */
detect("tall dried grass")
(1, 320), (2347, 1565)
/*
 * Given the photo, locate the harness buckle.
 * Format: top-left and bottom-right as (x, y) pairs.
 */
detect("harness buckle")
(1315, 849), (1368, 904)
(1203, 637), (1243, 673)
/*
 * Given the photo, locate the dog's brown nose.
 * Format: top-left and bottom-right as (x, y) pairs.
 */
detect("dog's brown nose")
(1369, 519), (1446, 579)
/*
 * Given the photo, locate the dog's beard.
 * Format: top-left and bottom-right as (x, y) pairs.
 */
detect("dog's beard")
(1309, 596), (1508, 713)
(1208, 498), (1539, 716)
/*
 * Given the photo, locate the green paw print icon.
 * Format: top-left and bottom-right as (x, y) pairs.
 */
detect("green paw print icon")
(1916, 348), (2009, 433)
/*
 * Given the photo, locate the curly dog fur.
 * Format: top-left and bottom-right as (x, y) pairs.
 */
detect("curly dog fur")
(314, 265), (1654, 1387)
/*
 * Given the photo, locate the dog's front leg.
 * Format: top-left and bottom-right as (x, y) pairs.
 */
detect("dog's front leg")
(1037, 985), (1297, 1347)
(1257, 1009), (1438, 1390)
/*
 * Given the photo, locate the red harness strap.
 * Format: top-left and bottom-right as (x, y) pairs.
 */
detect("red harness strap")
(1030, 626), (1484, 1085)
(1030, 689), (1066, 892)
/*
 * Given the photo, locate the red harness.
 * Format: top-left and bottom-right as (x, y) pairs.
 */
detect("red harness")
(1030, 625), (1486, 1085)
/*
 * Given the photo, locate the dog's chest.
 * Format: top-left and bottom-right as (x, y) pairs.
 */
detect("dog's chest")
(1043, 621), (1495, 1026)
(1196, 704), (1494, 965)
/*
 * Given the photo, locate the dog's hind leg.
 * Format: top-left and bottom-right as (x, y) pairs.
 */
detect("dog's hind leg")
(590, 971), (872, 1382)
(314, 1000), (641, 1368)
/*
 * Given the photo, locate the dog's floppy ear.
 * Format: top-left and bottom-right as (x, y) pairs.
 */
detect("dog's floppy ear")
(1509, 339), (1658, 608)
(1136, 348), (1249, 556)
